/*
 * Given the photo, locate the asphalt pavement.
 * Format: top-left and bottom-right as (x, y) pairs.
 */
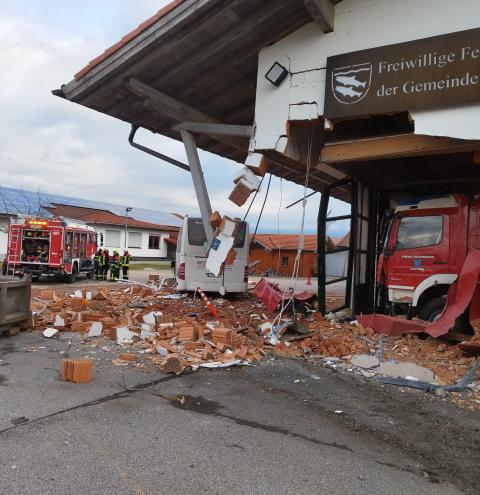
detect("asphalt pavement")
(0, 331), (477, 494)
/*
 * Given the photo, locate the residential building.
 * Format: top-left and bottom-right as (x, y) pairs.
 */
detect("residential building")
(43, 204), (178, 260)
(0, 187), (180, 260)
(250, 234), (336, 277)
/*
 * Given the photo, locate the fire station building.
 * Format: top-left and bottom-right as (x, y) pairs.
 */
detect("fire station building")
(56, 0), (480, 316)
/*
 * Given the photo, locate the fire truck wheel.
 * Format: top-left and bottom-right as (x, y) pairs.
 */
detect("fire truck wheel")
(418, 297), (446, 322)
(66, 264), (78, 283)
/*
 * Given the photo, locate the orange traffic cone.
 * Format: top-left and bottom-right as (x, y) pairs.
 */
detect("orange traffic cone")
(306, 273), (312, 286)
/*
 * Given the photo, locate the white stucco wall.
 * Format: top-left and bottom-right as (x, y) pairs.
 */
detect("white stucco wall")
(249, 0), (480, 157)
(0, 231), (7, 257)
(91, 224), (173, 259)
(0, 217), (11, 257)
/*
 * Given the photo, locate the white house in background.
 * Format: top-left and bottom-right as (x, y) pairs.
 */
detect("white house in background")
(43, 203), (178, 260)
(0, 214), (16, 257)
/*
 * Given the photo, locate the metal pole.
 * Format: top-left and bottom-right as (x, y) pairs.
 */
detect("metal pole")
(180, 130), (214, 244)
(125, 207), (132, 250)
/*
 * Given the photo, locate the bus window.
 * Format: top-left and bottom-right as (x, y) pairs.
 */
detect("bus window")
(176, 227), (183, 254)
(233, 222), (247, 248)
(188, 218), (207, 246)
(188, 218), (247, 247)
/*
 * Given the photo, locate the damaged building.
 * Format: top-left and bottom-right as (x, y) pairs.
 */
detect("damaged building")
(54, 0), (480, 337)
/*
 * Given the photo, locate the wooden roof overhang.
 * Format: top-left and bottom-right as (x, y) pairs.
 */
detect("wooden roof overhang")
(55, 0), (480, 199)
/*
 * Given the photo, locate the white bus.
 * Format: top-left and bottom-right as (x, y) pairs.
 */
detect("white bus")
(175, 216), (249, 293)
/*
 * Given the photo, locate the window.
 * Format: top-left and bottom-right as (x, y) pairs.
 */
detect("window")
(128, 232), (142, 249)
(188, 218), (207, 246)
(281, 256), (289, 267)
(233, 222), (247, 248)
(105, 230), (121, 247)
(148, 235), (160, 250)
(187, 218), (248, 247)
(176, 227), (183, 254)
(396, 216), (443, 250)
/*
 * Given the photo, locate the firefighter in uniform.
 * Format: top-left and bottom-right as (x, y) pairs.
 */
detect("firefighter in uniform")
(109, 250), (120, 281)
(120, 250), (132, 280)
(102, 249), (110, 281)
(94, 249), (103, 280)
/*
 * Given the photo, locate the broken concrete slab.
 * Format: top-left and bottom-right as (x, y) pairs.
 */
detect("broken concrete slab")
(53, 315), (65, 327)
(43, 328), (59, 338)
(115, 327), (137, 345)
(374, 361), (435, 383)
(87, 322), (103, 338)
(142, 313), (156, 325)
(350, 354), (380, 369)
(156, 346), (169, 357)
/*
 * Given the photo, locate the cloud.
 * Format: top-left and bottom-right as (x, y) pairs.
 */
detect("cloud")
(0, 2), (348, 235)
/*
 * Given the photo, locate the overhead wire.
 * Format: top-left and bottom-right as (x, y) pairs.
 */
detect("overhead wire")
(242, 174), (265, 222)
(272, 129), (314, 327)
(250, 173), (272, 245)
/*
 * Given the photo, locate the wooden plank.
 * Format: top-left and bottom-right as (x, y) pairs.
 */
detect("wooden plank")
(321, 134), (480, 163)
(315, 162), (346, 180)
(304, 0), (334, 32)
(62, 0), (214, 100)
(129, 77), (216, 122)
(147, 0), (298, 89)
(78, 0), (251, 107)
(128, 78), (248, 152)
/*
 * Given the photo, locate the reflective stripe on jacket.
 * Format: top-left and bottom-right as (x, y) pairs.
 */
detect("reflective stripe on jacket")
(120, 255), (132, 266)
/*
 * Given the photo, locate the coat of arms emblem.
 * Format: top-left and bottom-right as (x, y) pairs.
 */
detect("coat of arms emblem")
(332, 63), (372, 104)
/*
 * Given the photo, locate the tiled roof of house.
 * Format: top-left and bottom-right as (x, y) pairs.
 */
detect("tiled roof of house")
(250, 234), (318, 252)
(45, 203), (178, 231)
(336, 231), (350, 247)
(74, 0), (184, 81)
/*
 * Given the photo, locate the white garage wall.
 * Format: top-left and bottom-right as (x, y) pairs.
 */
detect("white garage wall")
(250, 0), (480, 155)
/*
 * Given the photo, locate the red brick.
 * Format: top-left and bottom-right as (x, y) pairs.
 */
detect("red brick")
(70, 322), (85, 333)
(62, 359), (93, 383)
(160, 356), (185, 375)
(178, 326), (198, 342)
(40, 290), (56, 301)
(211, 328), (233, 346)
(118, 353), (137, 362)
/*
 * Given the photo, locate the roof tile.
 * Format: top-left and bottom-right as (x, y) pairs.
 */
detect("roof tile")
(45, 203), (178, 231)
(251, 234), (318, 251)
(73, 0), (185, 81)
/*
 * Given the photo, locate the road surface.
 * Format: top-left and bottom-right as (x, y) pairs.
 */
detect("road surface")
(0, 331), (478, 494)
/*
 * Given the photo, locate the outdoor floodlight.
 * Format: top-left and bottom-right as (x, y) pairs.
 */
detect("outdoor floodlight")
(265, 61), (289, 86)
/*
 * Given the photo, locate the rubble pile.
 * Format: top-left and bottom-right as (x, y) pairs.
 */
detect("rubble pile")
(29, 282), (480, 403)
(30, 284), (268, 375)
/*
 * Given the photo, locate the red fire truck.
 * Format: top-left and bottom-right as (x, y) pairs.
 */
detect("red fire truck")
(2, 217), (98, 282)
(376, 194), (480, 327)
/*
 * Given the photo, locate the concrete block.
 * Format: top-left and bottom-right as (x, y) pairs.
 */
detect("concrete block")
(115, 327), (137, 345)
(87, 322), (103, 337)
(375, 361), (435, 383)
(350, 354), (380, 369)
(43, 328), (59, 338)
(53, 315), (65, 327)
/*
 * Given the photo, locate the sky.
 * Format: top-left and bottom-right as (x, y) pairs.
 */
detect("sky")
(0, 0), (348, 236)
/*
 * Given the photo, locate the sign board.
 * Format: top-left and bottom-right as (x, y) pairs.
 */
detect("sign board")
(324, 28), (480, 119)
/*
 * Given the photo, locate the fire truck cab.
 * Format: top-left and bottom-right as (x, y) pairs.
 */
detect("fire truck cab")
(3, 217), (98, 282)
(376, 194), (480, 323)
